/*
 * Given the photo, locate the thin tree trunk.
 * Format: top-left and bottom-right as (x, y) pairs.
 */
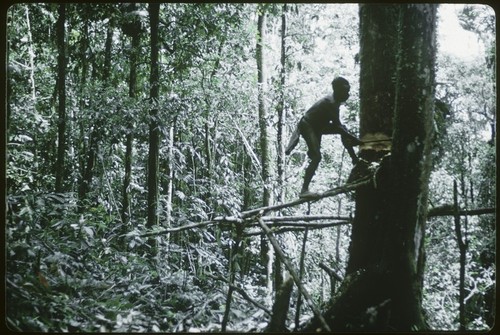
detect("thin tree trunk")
(273, 2), (288, 303)
(257, 11), (271, 207)
(256, 8), (273, 294)
(77, 18), (90, 207)
(276, 3), (287, 203)
(55, 3), (66, 193)
(294, 226), (308, 331)
(164, 125), (174, 228)
(454, 180), (467, 331)
(267, 275), (294, 332)
(25, 5), (36, 103)
(258, 218), (331, 332)
(79, 21), (113, 208)
(221, 227), (243, 332)
(122, 24), (140, 225)
(147, 3), (160, 238)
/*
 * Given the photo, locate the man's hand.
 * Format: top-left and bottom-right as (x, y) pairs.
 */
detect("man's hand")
(342, 135), (363, 147)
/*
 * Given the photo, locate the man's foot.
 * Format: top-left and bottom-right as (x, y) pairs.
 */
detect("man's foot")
(299, 190), (318, 199)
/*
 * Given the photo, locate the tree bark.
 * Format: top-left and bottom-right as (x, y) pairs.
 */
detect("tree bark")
(347, 5), (399, 274)
(378, 4), (436, 329)
(147, 3), (160, 235)
(358, 4), (399, 160)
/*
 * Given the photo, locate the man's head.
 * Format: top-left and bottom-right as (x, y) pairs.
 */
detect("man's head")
(332, 77), (350, 102)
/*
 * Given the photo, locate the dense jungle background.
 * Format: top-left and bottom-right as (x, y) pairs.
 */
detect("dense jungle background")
(5, 3), (496, 332)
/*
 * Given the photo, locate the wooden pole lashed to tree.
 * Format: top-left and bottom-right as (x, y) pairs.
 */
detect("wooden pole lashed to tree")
(241, 176), (371, 218)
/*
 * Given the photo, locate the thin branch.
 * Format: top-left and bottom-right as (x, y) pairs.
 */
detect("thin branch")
(428, 206), (495, 217)
(139, 220), (219, 237)
(264, 220), (350, 227)
(261, 215), (351, 222)
(140, 217), (350, 238)
(257, 218), (332, 332)
(319, 262), (343, 282)
(244, 221), (350, 237)
(139, 178), (368, 238)
(242, 177), (371, 218)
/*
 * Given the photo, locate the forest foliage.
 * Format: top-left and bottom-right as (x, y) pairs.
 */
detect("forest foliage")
(5, 3), (495, 332)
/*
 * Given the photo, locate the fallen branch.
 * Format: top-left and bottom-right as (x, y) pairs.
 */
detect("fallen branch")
(258, 218), (332, 332)
(242, 177), (371, 218)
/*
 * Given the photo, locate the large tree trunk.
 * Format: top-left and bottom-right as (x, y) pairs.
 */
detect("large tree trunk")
(347, 3), (400, 280)
(54, 3), (66, 192)
(303, 4), (436, 331)
(147, 3), (160, 234)
(387, 6), (436, 329)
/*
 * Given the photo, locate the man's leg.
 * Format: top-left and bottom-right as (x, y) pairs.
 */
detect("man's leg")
(299, 120), (322, 195)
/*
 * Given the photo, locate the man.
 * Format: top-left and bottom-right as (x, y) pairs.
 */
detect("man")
(285, 77), (362, 198)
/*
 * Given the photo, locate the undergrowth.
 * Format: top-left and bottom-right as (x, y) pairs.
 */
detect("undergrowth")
(6, 192), (274, 332)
